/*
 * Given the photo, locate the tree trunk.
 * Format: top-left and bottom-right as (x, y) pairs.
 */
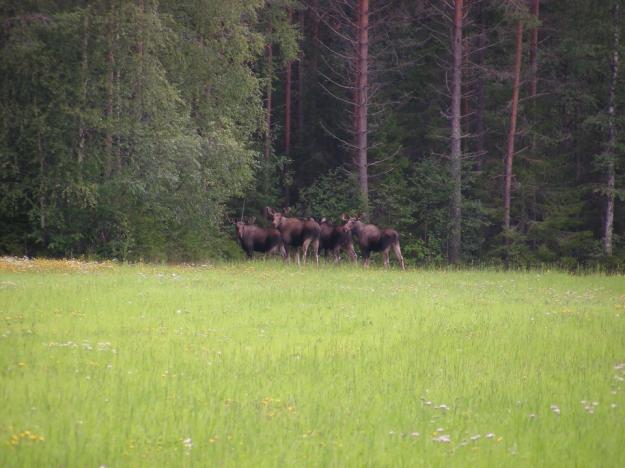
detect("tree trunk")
(104, 12), (115, 178)
(264, 40), (273, 160)
(529, 0), (539, 98)
(34, 97), (46, 241)
(604, 2), (620, 256)
(503, 19), (523, 260)
(284, 10), (293, 157)
(449, 0), (464, 265)
(461, 0), (470, 154)
(78, 8), (89, 174)
(297, 7), (305, 147)
(135, 0), (145, 119)
(283, 8), (293, 206)
(311, 0), (320, 73)
(475, 0), (487, 169)
(356, 0), (369, 213)
(114, 16), (122, 174)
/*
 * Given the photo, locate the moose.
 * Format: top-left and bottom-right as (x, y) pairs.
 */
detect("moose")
(348, 214), (405, 269)
(265, 207), (320, 265)
(234, 217), (287, 260)
(319, 214), (358, 263)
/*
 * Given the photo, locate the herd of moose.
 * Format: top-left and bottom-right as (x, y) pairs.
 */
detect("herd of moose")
(233, 207), (406, 269)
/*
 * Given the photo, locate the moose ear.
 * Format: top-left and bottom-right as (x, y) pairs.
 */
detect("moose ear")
(356, 212), (363, 220)
(264, 207), (275, 218)
(340, 213), (348, 221)
(320, 217), (327, 223)
(283, 207), (291, 215)
(249, 216), (256, 224)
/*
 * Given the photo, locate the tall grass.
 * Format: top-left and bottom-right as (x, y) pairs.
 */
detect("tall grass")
(1, 258), (624, 467)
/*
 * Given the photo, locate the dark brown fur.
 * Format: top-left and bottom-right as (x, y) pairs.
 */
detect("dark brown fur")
(319, 216), (357, 263)
(350, 216), (405, 269)
(265, 207), (320, 265)
(235, 220), (286, 259)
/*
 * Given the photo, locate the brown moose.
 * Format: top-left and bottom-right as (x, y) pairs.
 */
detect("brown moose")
(265, 207), (320, 265)
(319, 214), (358, 263)
(348, 214), (405, 269)
(234, 218), (287, 260)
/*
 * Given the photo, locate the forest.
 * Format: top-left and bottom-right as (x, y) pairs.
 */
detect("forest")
(1, 0), (624, 268)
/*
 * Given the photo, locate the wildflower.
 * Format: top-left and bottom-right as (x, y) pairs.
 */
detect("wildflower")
(410, 432), (420, 438)
(433, 434), (451, 443)
(485, 433), (495, 439)
(182, 438), (193, 449)
(470, 435), (481, 441)
(550, 404), (560, 415)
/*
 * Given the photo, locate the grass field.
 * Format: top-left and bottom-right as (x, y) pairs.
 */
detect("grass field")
(1, 257), (624, 467)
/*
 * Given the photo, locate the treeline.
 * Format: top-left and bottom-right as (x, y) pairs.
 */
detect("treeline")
(1, 0), (624, 268)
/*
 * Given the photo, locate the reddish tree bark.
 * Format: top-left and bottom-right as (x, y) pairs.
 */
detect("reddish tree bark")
(529, 0), (539, 98)
(297, 7), (305, 147)
(503, 19), (524, 256)
(135, 0), (145, 116)
(462, 0), (470, 135)
(356, 0), (369, 212)
(284, 63), (292, 156)
(604, 2), (620, 256)
(475, 0), (487, 169)
(104, 12), (115, 178)
(78, 8), (89, 173)
(284, 9), (293, 157)
(311, 0), (320, 73)
(449, 0), (464, 264)
(264, 40), (273, 160)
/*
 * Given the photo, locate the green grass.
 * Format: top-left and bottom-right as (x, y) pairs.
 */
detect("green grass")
(1, 258), (624, 467)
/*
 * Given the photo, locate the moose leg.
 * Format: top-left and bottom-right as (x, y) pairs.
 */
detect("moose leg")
(301, 238), (312, 265)
(280, 244), (288, 261)
(267, 244), (280, 259)
(393, 242), (405, 270)
(333, 246), (340, 263)
(382, 248), (391, 268)
(312, 238), (320, 265)
(347, 244), (358, 263)
(362, 249), (371, 268)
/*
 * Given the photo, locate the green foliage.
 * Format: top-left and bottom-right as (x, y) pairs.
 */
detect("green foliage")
(297, 167), (360, 219)
(0, 1), (266, 261)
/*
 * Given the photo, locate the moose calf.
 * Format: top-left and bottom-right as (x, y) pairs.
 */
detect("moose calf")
(265, 207), (320, 265)
(319, 215), (357, 263)
(235, 218), (287, 260)
(349, 215), (405, 269)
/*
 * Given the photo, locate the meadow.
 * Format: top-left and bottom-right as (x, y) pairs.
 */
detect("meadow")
(1, 257), (624, 467)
